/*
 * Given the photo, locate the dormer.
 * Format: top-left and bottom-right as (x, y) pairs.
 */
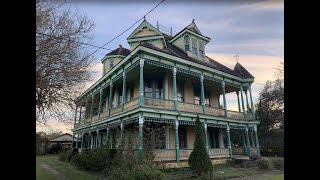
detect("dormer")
(127, 20), (167, 50)
(101, 45), (130, 75)
(169, 19), (211, 61)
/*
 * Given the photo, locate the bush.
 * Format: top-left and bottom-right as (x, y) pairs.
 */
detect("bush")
(71, 146), (117, 172)
(58, 151), (73, 162)
(188, 116), (213, 176)
(272, 158), (284, 170)
(108, 164), (165, 180)
(257, 158), (272, 170)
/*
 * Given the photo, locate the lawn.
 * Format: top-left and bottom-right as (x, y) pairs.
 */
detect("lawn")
(258, 174), (284, 180)
(36, 155), (98, 180)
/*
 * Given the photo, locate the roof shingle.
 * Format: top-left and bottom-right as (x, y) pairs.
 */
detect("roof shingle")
(233, 62), (254, 79)
(104, 45), (130, 57)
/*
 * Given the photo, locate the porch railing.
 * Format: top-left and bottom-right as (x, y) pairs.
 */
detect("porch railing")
(110, 106), (121, 116)
(227, 110), (245, 120)
(208, 148), (229, 158)
(250, 147), (257, 156)
(91, 114), (99, 122)
(123, 98), (139, 112)
(144, 97), (174, 110)
(179, 149), (193, 160)
(154, 149), (176, 161)
(206, 106), (225, 117)
(100, 110), (108, 120)
(232, 147), (245, 155)
(178, 102), (202, 114)
(246, 113), (253, 120)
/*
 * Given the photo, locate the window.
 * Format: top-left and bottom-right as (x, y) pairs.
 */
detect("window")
(143, 124), (166, 149)
(144, 80), (153, 98)
(193, 86), (210, 106)
(192, 38), (197, 56)
(110, 59), (114, 68)
(184, 35), (190, 52)
(177, 81), (184, 102)
(179, 126), (187, 148)
(144, 79), (163, 99)
(199, 42), (204, 58)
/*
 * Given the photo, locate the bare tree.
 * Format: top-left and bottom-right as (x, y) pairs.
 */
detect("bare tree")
(36, 0), (95, 124)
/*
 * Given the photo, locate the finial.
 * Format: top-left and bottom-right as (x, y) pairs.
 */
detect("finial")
(192, 18), (195, 23)
(144, 16), (146, 20)
(234, 55), (239, 63)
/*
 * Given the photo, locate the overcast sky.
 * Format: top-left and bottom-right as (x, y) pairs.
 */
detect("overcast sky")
(36, 0), (284, 133)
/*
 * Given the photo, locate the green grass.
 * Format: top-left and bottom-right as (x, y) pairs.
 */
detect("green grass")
(258, 174), (284, 180)
(36, 155), (98, 180)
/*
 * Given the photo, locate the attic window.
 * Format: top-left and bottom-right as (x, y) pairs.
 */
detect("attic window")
(199, 42), (204, 58)
(192, 38), (197, 56)
(142, 26), (148, 30)
(184, 35), (190, 52)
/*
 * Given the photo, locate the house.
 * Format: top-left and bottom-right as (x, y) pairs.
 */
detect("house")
(71, 19), (260, 165)
(49, 133), (80, 152)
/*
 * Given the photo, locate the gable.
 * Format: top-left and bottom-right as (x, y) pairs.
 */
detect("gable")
(127, 20), (163, 40)
(186, 21), (202, 35)
(49, 134), (74, 142)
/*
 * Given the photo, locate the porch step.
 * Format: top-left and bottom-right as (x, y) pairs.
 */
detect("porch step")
(232, 156), (258, 168)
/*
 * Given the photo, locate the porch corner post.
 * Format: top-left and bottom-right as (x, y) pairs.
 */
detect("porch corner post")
(80, 130), (84, 149)
(226, 124), (232, 159)
(221, 81), (227, 117)
(96, 128), (99, 148)
(122, 70), (127, 112)
(236, 91), (241, 112)
(74, 103), (78, 127)
(204, 120), (208, 152)
(98, 85), (103, 120)
(245, 125), (251, 157)
(175, 118), (180, 162)
(242, 132), (247, 155)
(138, 113), (144, 162)
(254, 125), (261, 157)
(240, 85), (246, 120)
(108, 80), (113, 116)
(120, 119), (124, 147)
(250, 127), (255, 147)
(139, 54), (144, 107)
(90, 93), (94, 123)
(173, 66), (178, 111)
(106, 125), (109, 146)
(249, 84), (256, 120)
(200, 74), (206, 114)
(245, 90), (250, 113)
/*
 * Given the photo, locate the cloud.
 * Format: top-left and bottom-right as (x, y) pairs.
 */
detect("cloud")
(37, 119), (73, 134)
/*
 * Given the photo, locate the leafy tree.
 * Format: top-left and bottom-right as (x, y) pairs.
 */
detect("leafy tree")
(255, 62), (284, 156)
(36, 0), (95, 124)
(188, 116), (213, 176)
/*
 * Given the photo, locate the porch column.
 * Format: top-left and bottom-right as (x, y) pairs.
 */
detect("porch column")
(226, 125), (232, 159)
(98, 85), (103, 120)
(254, 125), (261, 157)
(76, 133), (79, 148)
(221, 81), (227, 117)
(96, 128), (99, 148)
(74, 104), (78, 126)
(106, 125), (110, 146)
(204, 120), (208, 151)
(90, 93), (94, 122)
(242, 132), (247, 155)
(240, 85), (246, 119)
(120, 119), (124, 147)
(248, 84), (256, 120)
(173, 66), (178, 111)
(81, 131), (84, 149)
(72, 133), (75, 148)
(200, 74), (206, 114)
(245, 90), (250, 113)
(79, 103), (82, 124)
(250, 128), (255, 147)
(139, 55), (144, 106)
(85, 98), (88, 123)
(245, 125), (251, 157)
(108, 80), (113, 116)
(138, 113), (144, 162)
(121, 70), (127, 112)
(218, 129), (224, 148)
(236, 92), (241, 112)
(175, 118), (180, 162)
(90, 130), (94, 150)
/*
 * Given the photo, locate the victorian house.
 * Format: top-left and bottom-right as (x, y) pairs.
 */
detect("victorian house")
(72, 19), (260, 165)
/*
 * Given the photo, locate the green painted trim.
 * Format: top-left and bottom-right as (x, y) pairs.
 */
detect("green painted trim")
(90, 93), (94, 123)
(249, 85), (256, 120)
(175, 119), (180, 162)
(222, 81), (227, 117)
(226, 125), (232, 159)
(121, 70), (126, 112)
(240, 86), (246, 120)
(101, 55), (125, 63)
(173, 67), (178, 111)
(236, 92), (241, 112)
(169, 29), (210, 44)
(98, 87), (102, 120)
(250, 128), (255, 147)
(108, 80), (113, 116)
(245, 126), (251, 157)
(139, 53), (144, 106)
(245, 90), (250, 113)
(127, 35), (164, 42)
(138, 113), (144, 162)
(200, 74), (206, 114)
(254, 125), (260, 157)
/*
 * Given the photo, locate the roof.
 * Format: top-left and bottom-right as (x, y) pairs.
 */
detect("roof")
(49, 133), (78, 142)
(139, 41), (243, 78)
(233, 62), (254, 79)
(104, 45), (130, 57)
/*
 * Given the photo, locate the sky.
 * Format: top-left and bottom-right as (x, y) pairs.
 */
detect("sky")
(36, 0), (284, 133)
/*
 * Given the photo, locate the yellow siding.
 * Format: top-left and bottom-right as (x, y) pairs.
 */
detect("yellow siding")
(187, 126), (195, 149)
(172, 35), (184, 51)
(134, 79), (140, 98)
(103, 57), (124, 75)
(209, 92), (220, 108)
(184, 80), (194, 104)
(133, 28), (158, 38)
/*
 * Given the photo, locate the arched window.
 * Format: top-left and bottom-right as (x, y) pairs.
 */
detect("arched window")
(199, 42), (204, 58)
(184, 35), (190, 52)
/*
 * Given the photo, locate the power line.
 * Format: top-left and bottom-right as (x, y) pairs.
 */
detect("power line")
(36, 32), (114, 51)
(82, 0), (166, 60)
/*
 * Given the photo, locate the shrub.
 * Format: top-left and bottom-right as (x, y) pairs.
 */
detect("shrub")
(188, 116), (213, 176)
(257, 158), (272, 170)
(58, 151), (73, 162)
(272, 158), (284, 170)
(108, 164), (165, 180)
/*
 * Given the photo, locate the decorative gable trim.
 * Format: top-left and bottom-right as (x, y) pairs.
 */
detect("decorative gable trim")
(127, 20), (163, 40)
